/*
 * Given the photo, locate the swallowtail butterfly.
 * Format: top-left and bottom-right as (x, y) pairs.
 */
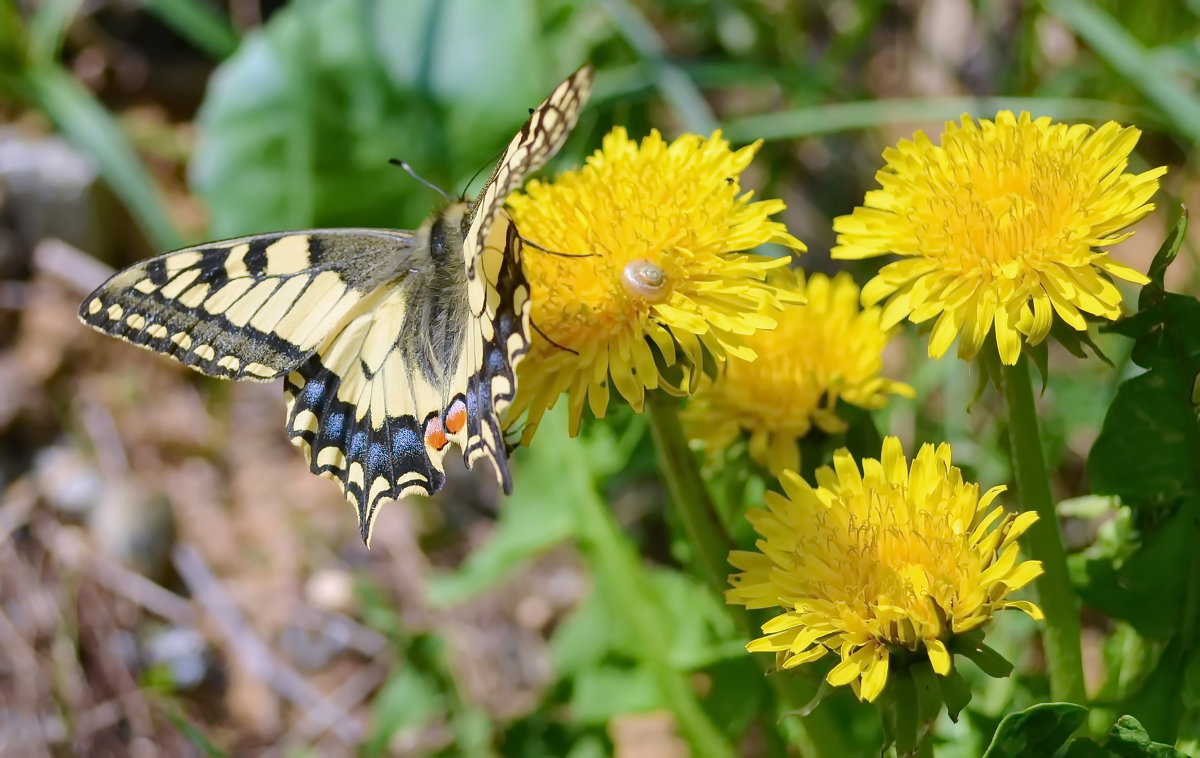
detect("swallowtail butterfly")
(80, 66), (593, 543)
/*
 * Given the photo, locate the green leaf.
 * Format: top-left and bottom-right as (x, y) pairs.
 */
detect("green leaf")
(982, 702), (1088, 758)
(569, 665), (663, 725)
(952, 637), (1015, 680)
(164, 708), (227, 758)
(721, 97), (1136, 143)
(551, 588), (632, 676)
(938, 668), (974, 723)
(192, 0), (565, 237)
(1075, 507), (1191, 638)
(1065, 715), (1190, 758)
(425, 464), (577, 606)
(1086, 209), (1200, 743)
(1047, 0), (1200, 143)
(28, 0), (83, 65)
(143, 0), (239, 60)
(363, 667), (444, 757)
(1143, 209), (1188, 294)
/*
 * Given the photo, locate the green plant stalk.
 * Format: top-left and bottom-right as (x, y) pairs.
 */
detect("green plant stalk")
(1001, 356), (1087, 705)
(645, 393), (850, 756)
(645, 392), (732, 592)
(571, 472), (736, 758)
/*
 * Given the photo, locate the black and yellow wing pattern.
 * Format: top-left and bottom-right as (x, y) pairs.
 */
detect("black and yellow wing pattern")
(79, 65), (593, 543)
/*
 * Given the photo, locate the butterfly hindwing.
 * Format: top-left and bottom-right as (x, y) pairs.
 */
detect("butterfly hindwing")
(79, 230), (415, 380)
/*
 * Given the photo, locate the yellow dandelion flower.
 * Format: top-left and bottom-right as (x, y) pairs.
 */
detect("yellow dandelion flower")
(727, 437), (1043, 702)
(832, 111), (1166, 365)
(683, 270), (914, 474)
(506, 127), (805, 441)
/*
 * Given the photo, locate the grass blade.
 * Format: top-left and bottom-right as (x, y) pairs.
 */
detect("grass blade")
(25, 65), (183, 250)
(1048, 0), (1200, 143)
(142, 0), (238, 60)
(722, 97), (1139, 143)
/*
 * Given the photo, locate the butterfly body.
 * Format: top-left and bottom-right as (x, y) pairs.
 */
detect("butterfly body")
(79, 66), (593, 542)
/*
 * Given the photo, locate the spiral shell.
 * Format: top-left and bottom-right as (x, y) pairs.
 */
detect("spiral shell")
(621, 259), (671, 303)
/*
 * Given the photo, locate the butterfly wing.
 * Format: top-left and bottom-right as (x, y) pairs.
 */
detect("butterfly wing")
(458, 65), (594, 485)
(79, 230), (413, 380)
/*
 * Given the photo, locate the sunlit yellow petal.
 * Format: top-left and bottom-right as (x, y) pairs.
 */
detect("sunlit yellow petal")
(508, 127), (805, 440)
(682, 271), (910, 474)
(832, 111), (1164, 363)
(728, 436), (1042, 700)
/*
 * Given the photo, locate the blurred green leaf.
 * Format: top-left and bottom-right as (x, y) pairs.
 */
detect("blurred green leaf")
(426, 471), (577, 606)
(570, 665), (662, 724)
(596, 0), (716, 134)
(536, 407), (737, 757)
(552, 587), (632, 676)
(192, 0), (588, 238)
(722, 98), (1137, 143)
(28, 0), (82, 65)
(364, 667), (444, 757)
(982, 702), (1088, 758)
(564, 735), (609, 758)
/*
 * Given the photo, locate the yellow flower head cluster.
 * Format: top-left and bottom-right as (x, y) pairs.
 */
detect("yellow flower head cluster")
(727, 437), (1043, 702)
(506, 127), (804, 441)
(684, 270), (913, 474)
(833, 111), (1165, 365)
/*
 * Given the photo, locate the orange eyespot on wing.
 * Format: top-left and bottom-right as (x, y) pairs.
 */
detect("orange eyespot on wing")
(423, 415), (449, 451)
(444, 398), (468, 435)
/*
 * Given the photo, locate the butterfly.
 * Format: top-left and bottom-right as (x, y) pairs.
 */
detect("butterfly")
(79, 65), (593, 544)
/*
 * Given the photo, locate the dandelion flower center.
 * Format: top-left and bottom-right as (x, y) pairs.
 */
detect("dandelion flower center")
(685, 271), (912, 474)
(833, 111), (1166, 365)
(728, 437), (1044, 701)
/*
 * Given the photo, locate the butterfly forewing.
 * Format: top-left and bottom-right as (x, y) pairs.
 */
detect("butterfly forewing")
(458, 65), (594, 487)
(79, 230), (415, 380)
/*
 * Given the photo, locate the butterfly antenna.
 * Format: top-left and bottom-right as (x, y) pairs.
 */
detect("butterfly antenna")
(460, 148), (504, 199)
(520, 235), (593, 259)
(389, 158), (452, 201)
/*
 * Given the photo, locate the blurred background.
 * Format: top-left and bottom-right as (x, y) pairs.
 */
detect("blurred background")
(0, 0), (1196, 755)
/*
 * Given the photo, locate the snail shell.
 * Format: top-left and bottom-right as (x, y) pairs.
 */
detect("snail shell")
(621, 259), (671, 303)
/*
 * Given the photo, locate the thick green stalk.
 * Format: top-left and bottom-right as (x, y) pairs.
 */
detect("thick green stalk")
(644, 393), (850, 756)
(1001, 357), (1087, 704)
(645, 392), (732, 593)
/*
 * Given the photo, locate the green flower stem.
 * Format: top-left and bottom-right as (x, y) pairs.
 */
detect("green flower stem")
(572, 467), (736, 758)
(1001, 356), (1087, 705)
(646, 392), (733, 593)
(645, 393), (850, 756)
